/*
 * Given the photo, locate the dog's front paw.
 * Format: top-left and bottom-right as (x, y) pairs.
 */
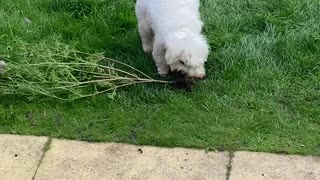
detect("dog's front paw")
(157, 67), (169, 77)
(142, 42), (153, 54)
(158, 72), (167, 77)
(143, 44), (153, 54)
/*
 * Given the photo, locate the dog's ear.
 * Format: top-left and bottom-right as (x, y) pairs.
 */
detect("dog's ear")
(165, 46), (188, 65)
(164, 46), (176, 65)
(164, 32), (188, 65)
(188, 36), (209, 66)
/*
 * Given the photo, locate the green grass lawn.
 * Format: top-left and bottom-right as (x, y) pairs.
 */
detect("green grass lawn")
(1, 0), (320, 155)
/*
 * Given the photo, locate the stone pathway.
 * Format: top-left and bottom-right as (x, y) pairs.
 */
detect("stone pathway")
(0, 135), (319, 180)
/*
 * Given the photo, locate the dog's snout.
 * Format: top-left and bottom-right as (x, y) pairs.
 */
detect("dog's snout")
(195, 75), (206, 80)
(190, 74), (206, 81)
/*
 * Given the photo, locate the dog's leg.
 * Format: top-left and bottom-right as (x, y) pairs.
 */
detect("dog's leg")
(136, 0), (154, 53)
(152, 41), (169, 77)
(138, 25), (154, 53)
(137, 17), (154, 54)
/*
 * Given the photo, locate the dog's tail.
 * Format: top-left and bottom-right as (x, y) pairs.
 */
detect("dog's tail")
(164, 31), (209, 66)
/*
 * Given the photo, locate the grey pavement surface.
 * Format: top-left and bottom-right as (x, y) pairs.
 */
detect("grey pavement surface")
(0, 135), (319, 180)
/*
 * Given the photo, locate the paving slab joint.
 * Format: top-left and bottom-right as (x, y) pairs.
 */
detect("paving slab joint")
(226, 152), (234, 180)
(32, 138), (52, 180)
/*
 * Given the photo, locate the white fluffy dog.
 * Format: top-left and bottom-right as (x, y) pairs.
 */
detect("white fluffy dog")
(136, 0), (209, 79)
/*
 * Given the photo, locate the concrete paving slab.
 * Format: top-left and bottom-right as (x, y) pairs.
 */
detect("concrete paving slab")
(0, 135), (48, 180)
(35, 139), (228, 180)
(230, 151), (320, 180)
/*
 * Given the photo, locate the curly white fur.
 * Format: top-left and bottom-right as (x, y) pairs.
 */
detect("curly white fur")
(136, 0), (209, 78)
